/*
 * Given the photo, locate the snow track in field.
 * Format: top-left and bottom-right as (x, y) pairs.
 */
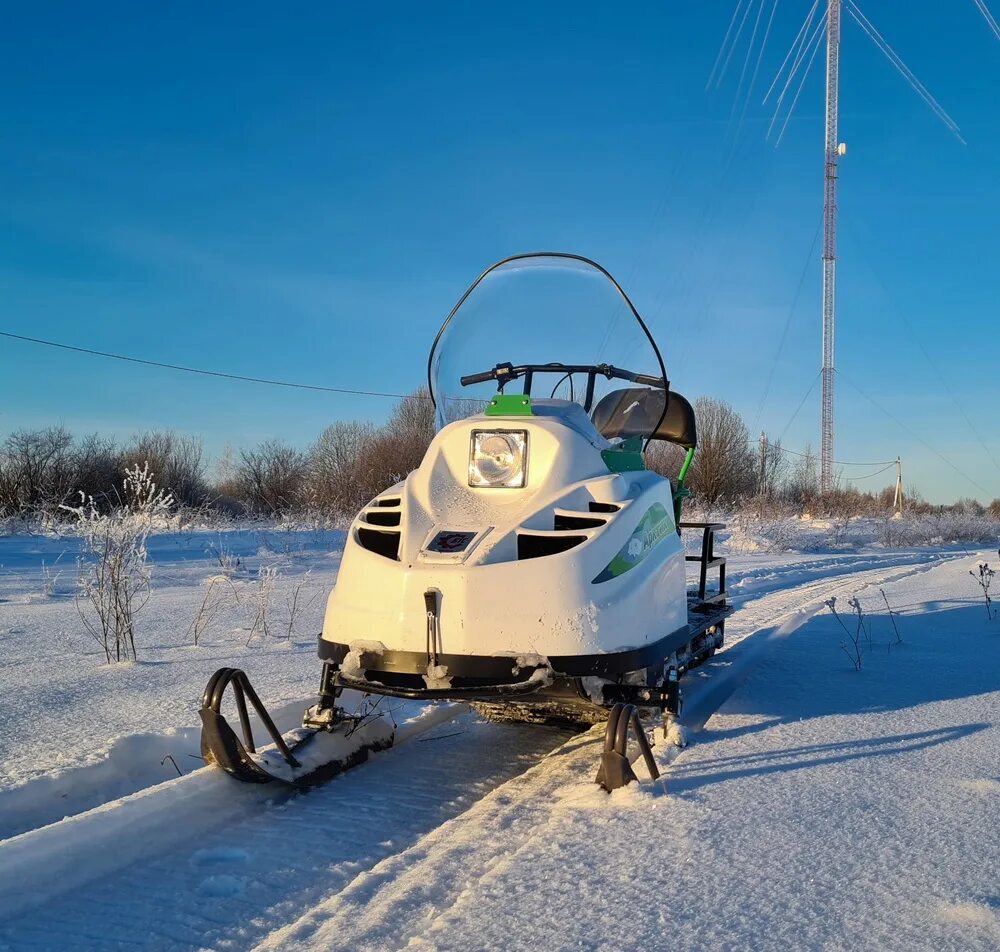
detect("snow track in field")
(0, 550), (962, 950)
(0, 713), (573, 950)
(250, 552), (967, 952)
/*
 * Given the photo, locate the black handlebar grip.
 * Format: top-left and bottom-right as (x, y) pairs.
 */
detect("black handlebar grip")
(634, 373), (666, 387)
(460, 371), (495, 386)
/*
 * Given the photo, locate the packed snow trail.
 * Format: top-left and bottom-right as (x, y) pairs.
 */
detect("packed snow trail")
(0, 713), (573, 950)
(0, 549), (969, 951)
(251, 553), (999, 952)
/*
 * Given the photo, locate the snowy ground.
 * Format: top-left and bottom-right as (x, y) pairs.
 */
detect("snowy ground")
(0, 528), (997, 950)
(0, 528), (342, 818)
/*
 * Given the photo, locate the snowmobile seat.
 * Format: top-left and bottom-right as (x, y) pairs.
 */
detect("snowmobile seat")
(590, 388), (697, 448)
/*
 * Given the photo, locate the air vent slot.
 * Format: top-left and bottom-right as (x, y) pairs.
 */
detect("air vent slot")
(554, 513), (607, 531)
(517, 534), (587, 560)
(365, 509), (401, 527)
(589, 502), (621, 513)
(357, 527), (400, 560)
(376, 497), (401, 507)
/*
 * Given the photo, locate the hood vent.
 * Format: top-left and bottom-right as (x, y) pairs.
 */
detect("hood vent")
(517, 533), (587, 560)
(554, 513), (607, 531)
(364, 509), (401, 527)
(357, 526), (401, 560)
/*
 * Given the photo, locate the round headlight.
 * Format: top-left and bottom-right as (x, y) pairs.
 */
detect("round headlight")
(469, 430), (528, 488)
(477, 433), (520, 481)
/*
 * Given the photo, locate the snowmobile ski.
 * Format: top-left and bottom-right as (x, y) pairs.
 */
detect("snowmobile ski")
(199, 667), (393, 788)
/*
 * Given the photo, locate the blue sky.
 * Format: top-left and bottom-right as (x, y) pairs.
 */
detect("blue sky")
(1, 1), (998, 503)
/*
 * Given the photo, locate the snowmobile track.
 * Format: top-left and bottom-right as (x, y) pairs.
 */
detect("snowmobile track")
(0, 551), (960, 951)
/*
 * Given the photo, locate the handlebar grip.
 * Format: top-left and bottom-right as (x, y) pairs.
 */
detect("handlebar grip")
(633, 373), (666, 387)
(460, 371), (496, 386)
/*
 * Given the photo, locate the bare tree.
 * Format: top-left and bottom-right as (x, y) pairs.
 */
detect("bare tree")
(305, 388), (436, 518)
(0, 426), (76, 515)
(307, 420), (378, 515)
(72, 434), (122, 509)
(687, 397), (755, 505)
(123, 431), (207, 508)
(755, 434), (788, 499)
(786, 444), (820, 508)
(234, 440), (307, 515)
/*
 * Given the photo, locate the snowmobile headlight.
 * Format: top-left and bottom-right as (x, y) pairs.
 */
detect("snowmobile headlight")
(469, 430), (527, 488)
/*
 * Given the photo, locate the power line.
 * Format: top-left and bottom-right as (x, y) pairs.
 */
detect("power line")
(0, 329), (408, 399)
(751, 216), (822, 434)
(707, 1), (748, 90)
(840, 217), (1000, 481)
(759, 439), (894, 467)
(777, 369), (821, 444)
(973, 0), (1000, 42)
(839, 371), (995, 498)
(845, 0), (965, 144)
(763, 0), (820, 103)
(841, 461), (896, 481)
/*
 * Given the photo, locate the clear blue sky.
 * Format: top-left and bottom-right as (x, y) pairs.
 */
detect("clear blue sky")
(1, 1), (998, 503)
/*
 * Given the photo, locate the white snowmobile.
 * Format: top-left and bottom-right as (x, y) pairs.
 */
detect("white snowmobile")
(200, 253), (728, 790)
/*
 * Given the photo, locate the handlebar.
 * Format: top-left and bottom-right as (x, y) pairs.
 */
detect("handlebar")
(459, 362), (666, 390)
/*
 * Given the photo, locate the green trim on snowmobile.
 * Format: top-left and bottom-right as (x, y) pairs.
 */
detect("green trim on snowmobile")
(592, 502), (675, 583)
(601, 436), (645, 473)
(673, 446), (695, 525)
(485, 394), (534, 416)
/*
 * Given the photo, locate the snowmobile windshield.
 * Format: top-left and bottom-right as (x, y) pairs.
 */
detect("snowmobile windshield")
(427, 253), (669, 441)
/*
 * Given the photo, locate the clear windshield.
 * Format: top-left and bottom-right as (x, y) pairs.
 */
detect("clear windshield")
(428, 254), (668, 440)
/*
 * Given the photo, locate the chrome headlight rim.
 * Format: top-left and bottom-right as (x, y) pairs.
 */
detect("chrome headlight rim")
(468, 429), (528, 489)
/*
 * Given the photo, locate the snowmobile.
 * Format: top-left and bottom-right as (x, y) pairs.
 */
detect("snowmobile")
(200, 253), (729, 790)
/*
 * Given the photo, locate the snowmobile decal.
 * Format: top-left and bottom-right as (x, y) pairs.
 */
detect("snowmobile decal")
(592, 502), (674, 583)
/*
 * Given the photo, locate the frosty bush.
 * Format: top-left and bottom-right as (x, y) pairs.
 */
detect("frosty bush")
(64, 464), (173, 663)
(969, 558), (996, 621)
(826, 596), (864, 670)
(187, 574), (239, 646)
(244, 565), (280, 644)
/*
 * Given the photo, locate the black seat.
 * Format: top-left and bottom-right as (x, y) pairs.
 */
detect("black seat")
(590, 388), (697, 449)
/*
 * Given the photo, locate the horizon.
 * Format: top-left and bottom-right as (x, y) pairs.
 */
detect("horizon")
(2, 2), (998, 504)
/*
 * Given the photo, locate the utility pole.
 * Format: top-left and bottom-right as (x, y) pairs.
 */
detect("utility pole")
(892, 456), (903, 515)
(759, 431), (768, 518)
(820, 0), (844, 496)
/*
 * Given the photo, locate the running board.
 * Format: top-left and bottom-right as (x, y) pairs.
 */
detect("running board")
(199, 667), (394, 787)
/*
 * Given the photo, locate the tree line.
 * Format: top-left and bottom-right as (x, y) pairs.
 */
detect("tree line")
(2, 390), (997, 522)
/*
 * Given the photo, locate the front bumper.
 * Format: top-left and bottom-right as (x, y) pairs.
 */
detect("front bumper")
(317, 623), (694, 705)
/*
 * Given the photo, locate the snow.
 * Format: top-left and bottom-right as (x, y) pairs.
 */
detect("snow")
(0, 524), (997, 950)
(248, 554), (999, 952)
(0, 528), (343, 834)
(342, 640), (388, 675)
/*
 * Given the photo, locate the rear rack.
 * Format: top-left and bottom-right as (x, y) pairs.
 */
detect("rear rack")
(679, 521), (727, 608)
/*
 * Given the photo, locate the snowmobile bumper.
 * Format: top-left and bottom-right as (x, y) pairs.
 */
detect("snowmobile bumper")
(334, 669), (551, 701)
(316, 623), (706, 707)
(318, 623), (696, 682)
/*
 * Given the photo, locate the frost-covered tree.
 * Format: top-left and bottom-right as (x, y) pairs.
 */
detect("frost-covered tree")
(64, 463), (173, 663)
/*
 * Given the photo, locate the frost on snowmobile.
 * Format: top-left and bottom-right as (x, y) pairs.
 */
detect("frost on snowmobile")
(200, 253), (729, 790)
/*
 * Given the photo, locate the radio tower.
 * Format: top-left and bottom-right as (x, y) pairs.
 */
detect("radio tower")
(820, 0), (842, 496)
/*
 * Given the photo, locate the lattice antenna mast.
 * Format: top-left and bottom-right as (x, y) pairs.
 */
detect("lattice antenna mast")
(820, 0), (843, 496)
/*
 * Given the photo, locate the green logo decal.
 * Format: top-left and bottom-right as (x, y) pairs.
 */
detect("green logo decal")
(592, 502), (674, 583)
